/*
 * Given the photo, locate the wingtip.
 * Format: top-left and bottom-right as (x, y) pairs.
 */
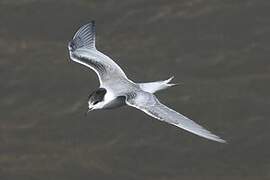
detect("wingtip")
(217, 138), (227, 144)
(70, 20), (97, 51)
(89, 20), (95, 29)
(209, 135), (227, 144)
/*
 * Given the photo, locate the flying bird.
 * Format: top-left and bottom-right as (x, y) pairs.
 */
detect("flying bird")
(68, 21), (226, 143)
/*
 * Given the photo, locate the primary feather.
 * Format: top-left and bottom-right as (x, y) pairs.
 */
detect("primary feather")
(68, 21), (128, 85)
(68, 21), (226, 143)
(126, 92), (226, 143)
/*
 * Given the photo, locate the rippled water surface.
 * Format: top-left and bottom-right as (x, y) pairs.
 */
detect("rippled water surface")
(0, 0), (270, 179)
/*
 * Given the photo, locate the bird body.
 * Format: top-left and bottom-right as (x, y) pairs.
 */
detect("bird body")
(68, 21), (226, 143)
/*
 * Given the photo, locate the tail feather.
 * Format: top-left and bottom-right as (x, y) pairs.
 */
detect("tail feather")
(164, 76), (179, 87)
(139, 76), (178, 93)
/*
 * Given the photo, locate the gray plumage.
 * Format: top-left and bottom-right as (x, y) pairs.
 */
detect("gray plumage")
(68, 21), (226, 143)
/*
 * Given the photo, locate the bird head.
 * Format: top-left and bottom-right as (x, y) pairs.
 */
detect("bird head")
(87, 88), (107, 113)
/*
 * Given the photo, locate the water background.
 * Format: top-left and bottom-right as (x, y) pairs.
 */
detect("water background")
(0, 0), (270, 179)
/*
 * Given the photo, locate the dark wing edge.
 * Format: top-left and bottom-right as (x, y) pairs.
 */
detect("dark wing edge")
(68, 21), (130, 84)
(126, 93), (226, 143)
(68, 20), (96, 52)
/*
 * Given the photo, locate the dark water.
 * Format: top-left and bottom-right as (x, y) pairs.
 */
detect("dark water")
(1, 0), (270, 179)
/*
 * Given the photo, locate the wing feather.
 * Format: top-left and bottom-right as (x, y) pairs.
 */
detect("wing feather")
(68, 21), (128, 85)
(126, 92), (226, 143)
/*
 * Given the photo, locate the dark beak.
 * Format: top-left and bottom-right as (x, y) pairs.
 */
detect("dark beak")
(85, 108), (93, 116)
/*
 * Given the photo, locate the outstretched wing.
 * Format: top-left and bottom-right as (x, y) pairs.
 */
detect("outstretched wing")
(126, 92), (226, 143)
(68, 21), (128, 85)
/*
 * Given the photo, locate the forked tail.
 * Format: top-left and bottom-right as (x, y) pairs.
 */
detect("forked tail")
(138, 76), (178, 93)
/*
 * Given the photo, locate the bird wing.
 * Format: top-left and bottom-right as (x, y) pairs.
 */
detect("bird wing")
(126, 91), (226, 143)
(68, 21), (128, 85)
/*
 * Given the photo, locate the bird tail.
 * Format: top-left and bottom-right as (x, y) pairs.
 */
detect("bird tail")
(138, 76), (178, 93)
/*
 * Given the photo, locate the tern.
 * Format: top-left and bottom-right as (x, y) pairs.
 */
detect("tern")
(68, 21), (226, 143)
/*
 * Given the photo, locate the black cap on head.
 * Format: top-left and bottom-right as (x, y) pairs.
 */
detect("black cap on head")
(88, 88), (106, 104)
